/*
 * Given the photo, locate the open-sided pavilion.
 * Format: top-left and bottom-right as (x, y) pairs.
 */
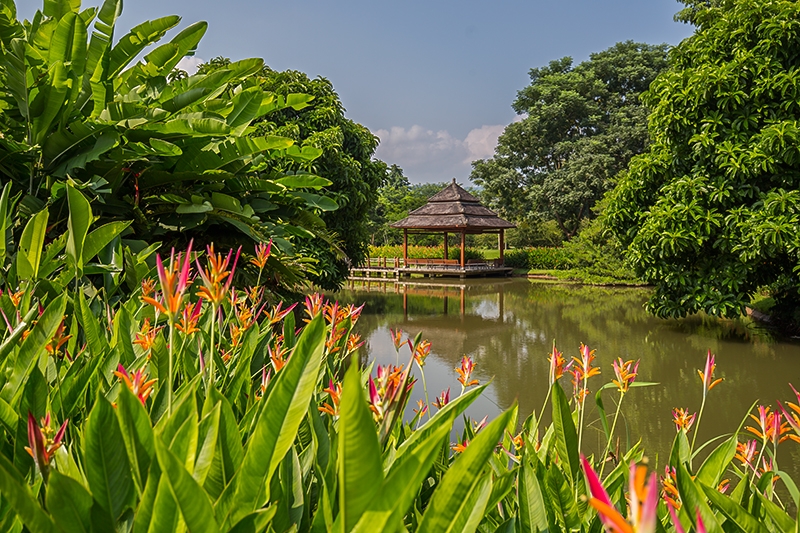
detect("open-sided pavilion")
(389, 179), (515, 278)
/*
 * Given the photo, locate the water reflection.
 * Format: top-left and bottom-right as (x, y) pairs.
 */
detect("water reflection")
(331, 278), (800, 476)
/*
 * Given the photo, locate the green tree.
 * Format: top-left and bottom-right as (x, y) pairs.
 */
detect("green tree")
(472, 41), (669, 239)
(199, 59), (386, 289)
(606, 0), (800, 320)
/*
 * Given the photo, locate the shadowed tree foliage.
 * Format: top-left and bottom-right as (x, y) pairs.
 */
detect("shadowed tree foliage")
(200, 58), (386, 289)
(471, 41), (669, 240)
(606, 0), (800, 321)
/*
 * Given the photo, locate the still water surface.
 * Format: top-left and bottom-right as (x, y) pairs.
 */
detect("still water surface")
(332, 277), (800, 475)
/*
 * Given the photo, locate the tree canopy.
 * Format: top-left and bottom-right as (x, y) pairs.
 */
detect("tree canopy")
(606, 0), (800, 319)
(471, 41), (669, 240)
(198, 59), (385, 289)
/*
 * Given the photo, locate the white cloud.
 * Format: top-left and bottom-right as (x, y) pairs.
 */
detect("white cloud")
(374, 123), (505, 183)
(176, 56), (205, 75)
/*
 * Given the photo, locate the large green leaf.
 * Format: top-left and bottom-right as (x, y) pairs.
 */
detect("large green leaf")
(337, 363), (383, 532)
(155, 437), (220, 533)
(519, 453), (550, 533)
(675, 463), (723, 533)
(220, 314), (326, 526)
(0, 181), (12, 263)
(15, 208), (48, 280)
(701, 484), (768, 533)
(0, 452), (55, 533)
(107, 16), (180, 77)
(417, 407), (514, 533)
(46, 471), (93, 533)
(696, 435), (737, 488)
(116, 386), (156, 494)
(85, 396), (134, 520)
(551, 382), (579, 484)
(66, 183), (93, 278)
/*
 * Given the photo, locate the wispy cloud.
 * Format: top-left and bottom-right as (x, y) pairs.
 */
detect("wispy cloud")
(374, 123), (505, 183)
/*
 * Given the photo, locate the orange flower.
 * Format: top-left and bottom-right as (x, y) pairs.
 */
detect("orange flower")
(134, 318), (161, 352)
(612, 358), (639, 393)
(318, 380), (342, 416)
(269, 340), (290, 372)
(413, 339), (431, 367)
(698, 350), (723, 391)
(746, 405), (790, 445)
(451, 439), (469, 453)
(661, 466), (680, 510)
(571, 343), (600, 403)
(250, 240), (272, 270)
(141, 278), (156, 299)
(25, 412), (68, 477)
(142, 243), (193, 321)
(413, 399), (428, 418)
(45, 318), (72, 360)
(175, 301), (202, 335)
(114, 364), (157, 405)
(456, 355), (479, 388)
(196, 244), (240, 307)
(7, 288), (24, 307)
(735, 439), (757, 468)
(346, 333), (364, 354)
(548, 344), (571, 385)
(390, 328), (404, 350)
(303, 293), (324, 322)
(264, 301), (296, 325)
(672, 408), (696, 433)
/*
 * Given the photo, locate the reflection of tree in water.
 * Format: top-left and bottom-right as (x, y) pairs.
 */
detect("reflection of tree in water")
(331, 279), (800, 479)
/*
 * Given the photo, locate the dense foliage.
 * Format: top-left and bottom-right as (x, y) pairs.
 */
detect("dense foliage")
(607, 0), (800, 319)
(198, 59), (386, 290)
(472, 41), (669, 240)
(503, 247), (575, 270)
(368, 245), (484, 261)
(0, 0), (354, 293)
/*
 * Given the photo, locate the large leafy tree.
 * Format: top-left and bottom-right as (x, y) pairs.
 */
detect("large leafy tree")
(200, 59), (386, 289)
(0, 0), (340, 293)
(472, 41), (669, 239)
(606, 0), (800, 320)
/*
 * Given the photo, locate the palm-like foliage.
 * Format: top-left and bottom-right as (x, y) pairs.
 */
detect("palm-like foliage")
(0, 0), (341, 292)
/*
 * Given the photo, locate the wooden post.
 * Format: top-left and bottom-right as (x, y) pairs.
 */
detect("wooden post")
(460, 230), (465, 268)
(403, 229), (408, 267)
(499, 229), (505, 265)
(443, 232), (448, 261)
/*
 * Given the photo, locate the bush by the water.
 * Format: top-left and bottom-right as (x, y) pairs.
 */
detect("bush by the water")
(504, 247), (576, 269)
(368, 245), (484, 261)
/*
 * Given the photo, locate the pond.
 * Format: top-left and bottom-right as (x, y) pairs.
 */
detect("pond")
(331, 277), (800, 479)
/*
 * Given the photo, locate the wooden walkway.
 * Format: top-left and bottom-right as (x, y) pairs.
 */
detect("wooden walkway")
(350, 258), (512, 279)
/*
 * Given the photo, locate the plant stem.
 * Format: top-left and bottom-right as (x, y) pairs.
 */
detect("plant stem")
(420, 365), (431, 420)
(576, 380), (588, 453)
(599, 392), (624, 478)
(209, 304), (217, 388)
(691, 391), (707, 452)
(168, 323), (174, 415)
(534, 383), (553, 437)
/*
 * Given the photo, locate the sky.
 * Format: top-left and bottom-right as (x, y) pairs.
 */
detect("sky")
(20, 0), (695, 183)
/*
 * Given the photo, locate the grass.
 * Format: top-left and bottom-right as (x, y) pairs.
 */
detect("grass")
(524, 269), (647, 286)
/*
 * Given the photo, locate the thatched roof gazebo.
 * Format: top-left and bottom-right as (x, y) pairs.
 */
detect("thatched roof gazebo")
(390, 179), (515, 273)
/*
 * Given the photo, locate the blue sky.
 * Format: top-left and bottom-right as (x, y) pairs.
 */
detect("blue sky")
(20, 0), (694, 183)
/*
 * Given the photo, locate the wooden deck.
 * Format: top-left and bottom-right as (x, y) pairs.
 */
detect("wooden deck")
(350, 258), (512, 279)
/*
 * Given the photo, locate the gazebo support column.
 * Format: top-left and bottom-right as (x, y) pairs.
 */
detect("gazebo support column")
(460, 231), (465, 268)
(443, 232), (448, 261)
(403, 229), (408, 267)
(499, 229), (505, 265)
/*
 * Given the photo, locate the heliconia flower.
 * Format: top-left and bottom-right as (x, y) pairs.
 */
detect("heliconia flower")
(346, 333), (364, 354)
(434, 388), (450, 409)
(264, 301), (297, 325)
(250, 240), (272, 270)
(451, 438), (469, 453)
(7, 287), (24, 307)
(717, 479), (730, 494)
(25, 412), (68, 478)
(413, 399), (428, 418)
(456, 355), (479, 388)
(175, 301), (202, 336)
(672, 408), (697, 433)
(390, 328), (404, 350)
(413, 339), (431, 367)
(571, 343), (600, 402)
(141, 278), (156, 298)
(779, 384), (800, 443)
(735, 439), (758, 468)
(197, 244), (241, 307)
(367, 364), (407, 421)
(269, 340), (290, 372)
(304, 293), (324, 322)
(229, 324), (243, 348)
(548, 344), (571, 385)
(746, 405), (790, 445)
(143, 242), (193, 321)
(318, 380), (342, 416)
(345, 303), (365, 324)
(697, 350), (723, 391)
(114, 364), (157, 405)
(667, 505), (707, 533)
(256, 365), (272, 399)
(45, 317), (72, 360)
(473, 415), (488, 432)
(581, 455), (658, 533)
(661, 466), (680, 510)
(134, 317), (162, 352)
(612, 358), (639, 393)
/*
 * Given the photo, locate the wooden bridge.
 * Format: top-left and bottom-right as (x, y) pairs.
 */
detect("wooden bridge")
(349, 257), (513, 279)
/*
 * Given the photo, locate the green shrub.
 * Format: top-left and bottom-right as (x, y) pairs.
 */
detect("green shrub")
(368, 245), (483, 261)
(503, 247), (575, 269)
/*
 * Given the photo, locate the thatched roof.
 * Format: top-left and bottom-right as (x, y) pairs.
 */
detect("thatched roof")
(390, 179), (515, 232)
